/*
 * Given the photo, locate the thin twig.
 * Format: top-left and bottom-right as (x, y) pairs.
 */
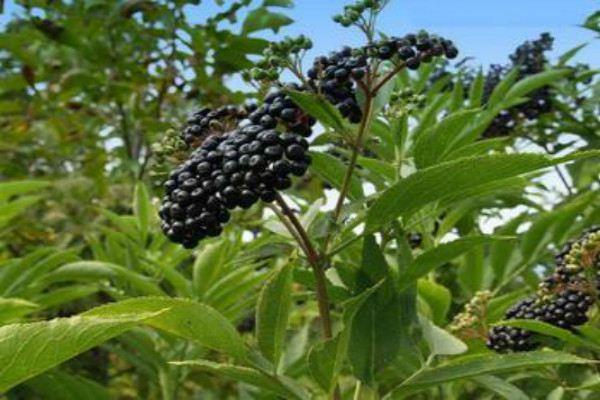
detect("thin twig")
(275, 194), (319, 266)
(268, 204), (310, 256)
(274, 194), (334, 340)
(332, 92), (374, 221)
(372, 61), (405, 93)
(553, 165), (574, 196)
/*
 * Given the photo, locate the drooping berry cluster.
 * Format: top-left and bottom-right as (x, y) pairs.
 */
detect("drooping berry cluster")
(159, 33), (459, 248)
(481, 33), (554, 138)
(487, 227), (600, 353)
(159, 122), (312, 248)
(308, 46), (365, 123)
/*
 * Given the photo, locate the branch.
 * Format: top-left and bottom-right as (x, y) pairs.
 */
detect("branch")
(274, 194), (334, 340)
(372, 61), (405, 93)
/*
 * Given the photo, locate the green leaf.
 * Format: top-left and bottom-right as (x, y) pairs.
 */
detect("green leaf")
(309, 152), (363, 200)
(4, 249), (79, 297)
(32, 285), (99, 310)
(0, 298), (39, 323)
(419, 316), (467, 356)
(579, 326), (600, 348)
(558, 43), (587, 66)
(242, 7), (293, 34)
(358, 235), (390, 287)
(505, 69), (572, 101)
(256, 263), (294, 368)
(398, 236), (514, 290)
(133, 182), (151, 242)
(308, 281), (382, 392)
(472, 375), (529, 400)
(0, 313), (159, 392)
(349, 242), (402, 385)
(366, 151), (600, 231)
(43, 261), (165, 296)
(487, 68), (519, 107)
(385, 351), (594, 398)
(349, 291), (404, 385)
(413, 109), (481, 168)
(171, 360), (309, 400)
(458, 245), (485, 295)
(468, 70), (484, 107)
(287, 90), (351, 135)
(83, 297), (246, 359)
(193, 241), (229, 297)
(0, 195), (43, 228)
(0, 180), (50, 202)
(357, 155), (396, 182)
(582, 10), (600, 33)
(417, 280), (450, 325)
(497, 319), (600, 351)
(25, 370), (112, 400)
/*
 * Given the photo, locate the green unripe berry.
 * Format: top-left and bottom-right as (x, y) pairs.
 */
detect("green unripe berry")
(346, 10), (360, 20)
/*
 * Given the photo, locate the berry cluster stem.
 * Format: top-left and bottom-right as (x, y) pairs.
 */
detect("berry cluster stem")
(332, 86), (375, 229)
(274, 193), (334, 339)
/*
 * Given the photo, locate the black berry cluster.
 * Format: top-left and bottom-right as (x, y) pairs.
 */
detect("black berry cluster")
(180, 104), (254, 148)
(308, 32), (458, 122)
(487, 297), (539, 352)
(159, 122), (311, 248)
(482, 33), (554, 138)
(487, 227), (600, 353)
(246, 85), (315, 137)
(308, 46), (365, 123)
(510, 33), (554, 77)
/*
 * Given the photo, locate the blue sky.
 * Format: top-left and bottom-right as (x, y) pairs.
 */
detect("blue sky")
(190, 0), (600, 68)
(2, 0), (598, 68)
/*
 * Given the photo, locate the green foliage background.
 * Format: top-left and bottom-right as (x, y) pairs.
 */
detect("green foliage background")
(0, 1), (599, 399)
